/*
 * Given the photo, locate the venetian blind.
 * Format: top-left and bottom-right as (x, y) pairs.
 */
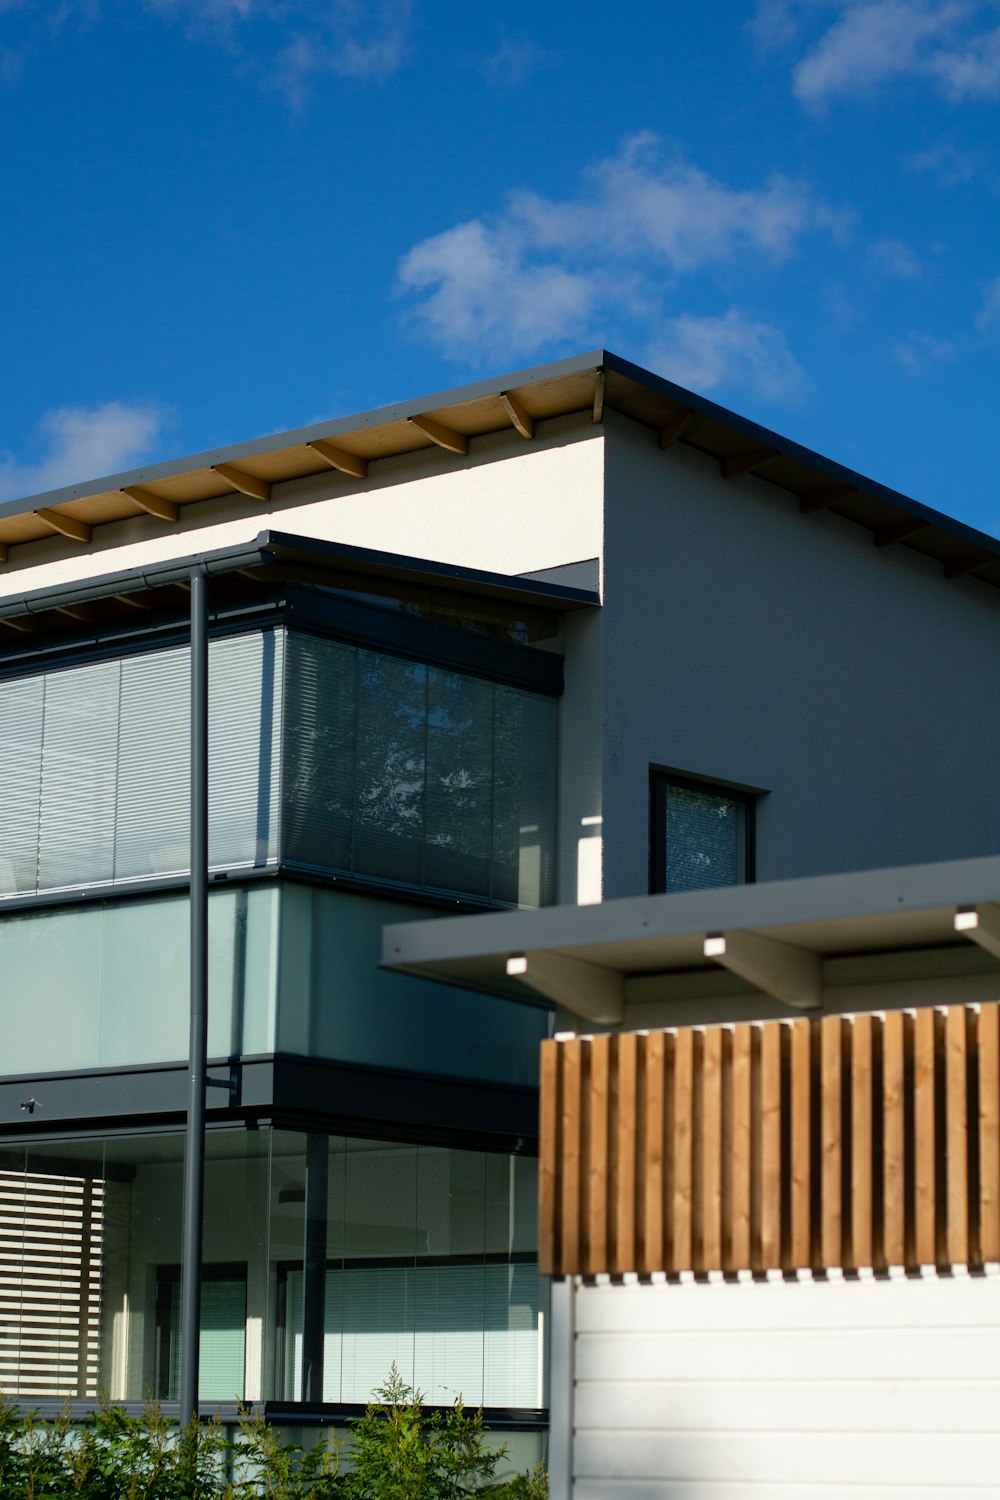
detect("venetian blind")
(0, 1167), (104, 1399)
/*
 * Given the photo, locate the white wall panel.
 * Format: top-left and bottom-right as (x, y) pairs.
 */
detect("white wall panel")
(568, 1272), (1000, 1498)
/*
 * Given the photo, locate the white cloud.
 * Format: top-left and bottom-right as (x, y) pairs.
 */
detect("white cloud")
(891, 329), (958, 372)
(645, 310), (807, 403)
(868, 237), (923, 277)
(398, 220), (597, 363)
(480, 30), (546, 87)
(396, 135), (842, 393)
(142, 0), (411, 103)
(907, 142), (976, 183)
(976, 274), (1000, 329)
(0, 402), (165, 502)
(754, 1), (1000, 107)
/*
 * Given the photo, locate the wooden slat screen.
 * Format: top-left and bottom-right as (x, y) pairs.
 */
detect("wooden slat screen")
(540, 1000), (1000, 1276)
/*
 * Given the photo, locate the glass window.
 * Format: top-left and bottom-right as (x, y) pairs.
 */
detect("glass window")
(0, 1128), (542, 1412)
(282, 634), (558, 907)
(650, 772), (755, 894)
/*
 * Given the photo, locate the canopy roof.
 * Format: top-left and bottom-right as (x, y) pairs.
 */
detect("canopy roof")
(382, 855), (1000, 1026)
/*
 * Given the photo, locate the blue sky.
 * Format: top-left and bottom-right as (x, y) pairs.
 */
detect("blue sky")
(2, 0), (1000, 532)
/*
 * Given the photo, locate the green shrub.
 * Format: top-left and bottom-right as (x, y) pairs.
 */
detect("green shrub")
(0, 1373), (547, 1500)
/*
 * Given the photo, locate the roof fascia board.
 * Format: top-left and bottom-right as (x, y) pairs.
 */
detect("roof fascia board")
(0, 350), (608, 524)
(0, 528), (600, 620)
(382, 852), (1000, 972)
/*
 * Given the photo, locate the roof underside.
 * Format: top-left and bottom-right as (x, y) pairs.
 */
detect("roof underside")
(382, 855), (1000, 1020)
(3, 350), (1000, 602)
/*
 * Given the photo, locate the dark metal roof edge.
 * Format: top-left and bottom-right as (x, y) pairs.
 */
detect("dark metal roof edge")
(601, 351), (1000, 558)
(0, 528), (600, 619)
(0, 349), (608, 522)
(382, 852), (1000, 969)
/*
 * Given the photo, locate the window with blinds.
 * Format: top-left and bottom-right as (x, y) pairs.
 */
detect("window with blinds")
(281, 1259), (542, 1408)
(0, 1166), (105, 1399)
(0, 631), (283, 900)
(0, 624), (556, 909)
(158, 1267), (248, 1403)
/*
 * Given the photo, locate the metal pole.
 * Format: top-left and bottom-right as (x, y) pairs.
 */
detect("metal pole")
(179, 567), (209, 1427)
(300, 1132), (330, 1402)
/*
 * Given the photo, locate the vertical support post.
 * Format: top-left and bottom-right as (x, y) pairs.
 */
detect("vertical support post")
(301, 1132), (329, 1402)
(179, 567), (209, 1428)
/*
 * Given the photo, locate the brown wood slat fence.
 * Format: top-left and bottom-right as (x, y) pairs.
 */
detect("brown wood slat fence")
(539, 1002), (1000, 1276)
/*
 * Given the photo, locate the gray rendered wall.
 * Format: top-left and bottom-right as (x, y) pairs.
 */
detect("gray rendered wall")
(600, 409), (1000, 898)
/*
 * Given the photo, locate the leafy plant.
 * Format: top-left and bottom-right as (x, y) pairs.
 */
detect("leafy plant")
(0, 1373), (547, 1500)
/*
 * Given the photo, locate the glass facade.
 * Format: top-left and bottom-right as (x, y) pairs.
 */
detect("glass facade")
(0, 884), (549, 1083)
(0, 628), (557, 910)
(0, 1128), (543, 1412)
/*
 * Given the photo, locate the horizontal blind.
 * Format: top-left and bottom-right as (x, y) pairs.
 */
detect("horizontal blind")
(37, 661), (119, 891)
(0, 1168), (104, 1398)
(284, 1261), (541, 1408)
(0, 677), (43, 897)
(209, 631), (283, 869)
(115, 645), (189, 880)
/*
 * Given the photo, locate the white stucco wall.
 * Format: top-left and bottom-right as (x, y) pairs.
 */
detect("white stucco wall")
(599, 408), (1000, 899)
(1, 414), (604, 593)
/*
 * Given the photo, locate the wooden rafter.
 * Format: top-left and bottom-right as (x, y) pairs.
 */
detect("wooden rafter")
(500, 390), (535, 440)
(659, 408), (694, 449)
(721, 445), (780, 480)
(122, 485), (179, 523)
(113, 593), (153, 611)
(36, 507), (92, 544)
(592, 369), (605, 424)
(211, 462), (272, 502)
(873, 518), (930, 549)
(307, 439), (369, 479)
(0, 615), (32, 633)
(799, 483), (856, 513)
(407, 414), (469, 456)
(944, 551), (997, 579)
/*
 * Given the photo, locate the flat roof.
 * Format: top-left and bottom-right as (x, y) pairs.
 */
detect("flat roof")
(382, 855), (1000, 1022)
(4, 350), (1000, 595)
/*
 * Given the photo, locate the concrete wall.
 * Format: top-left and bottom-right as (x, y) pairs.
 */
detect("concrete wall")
(599, 409), (1000, 899)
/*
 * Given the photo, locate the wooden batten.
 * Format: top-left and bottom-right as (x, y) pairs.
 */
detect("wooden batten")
(500, 390), (535, 440)
(122, 485), (179, 523)
(540, 997), (1000, 1277)
(407, 414), (469, 456)
(307, 440), (369, 479)
(35, 507), (92, 544)
(211, 462), (272, 503)
(721, 446), (779, 480)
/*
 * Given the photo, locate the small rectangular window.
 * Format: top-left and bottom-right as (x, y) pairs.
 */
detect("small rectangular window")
(649, 772), (755, 894)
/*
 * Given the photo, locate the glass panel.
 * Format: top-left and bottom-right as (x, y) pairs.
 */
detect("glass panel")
(38, 660), (120, 890)
(277, 1137), (542, 1411)
(492, 688), (558, 906)
(274, 885), (550, 1086)
(665, 783), (743, 892)
(424, 670), (494, 898)
(115, 646), (189, 880)
(354, 651), (427, 884)
(0, 677), (43, 896)
(0, 886), (280, 1076)
(283, 634), (357, 872)
(209, 631), (283, 869)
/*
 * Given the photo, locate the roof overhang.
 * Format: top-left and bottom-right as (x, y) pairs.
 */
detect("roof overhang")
(0, 528), (598, 644)
(382, 855), (1000, 1028)
(4, 350), (1000, 594)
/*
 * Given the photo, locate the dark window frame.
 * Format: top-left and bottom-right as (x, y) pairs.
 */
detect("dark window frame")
(154, 1261), (249, 1401)
(649, 768), (756, 895)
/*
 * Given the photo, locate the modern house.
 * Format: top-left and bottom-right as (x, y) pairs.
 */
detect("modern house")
(3, 350), (1000, 1478)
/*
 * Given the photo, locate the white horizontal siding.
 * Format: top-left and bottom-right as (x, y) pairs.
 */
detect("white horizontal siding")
(569, 1271), (1000, 1498)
